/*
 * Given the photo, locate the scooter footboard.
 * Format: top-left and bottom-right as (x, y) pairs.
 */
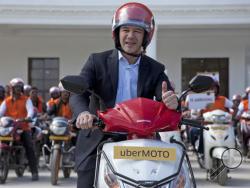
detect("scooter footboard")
(212, 147), (227, 159)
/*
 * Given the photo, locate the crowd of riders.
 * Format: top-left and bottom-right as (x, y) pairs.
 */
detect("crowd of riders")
(0, 78), (72, 181)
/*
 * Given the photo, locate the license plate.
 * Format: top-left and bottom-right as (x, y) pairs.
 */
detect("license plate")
(114, 146), (176, 161)
(49, 135), (70, 141)
(0, 136), (13, 141)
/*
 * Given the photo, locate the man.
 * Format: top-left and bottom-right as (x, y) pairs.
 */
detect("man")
(23, 84), (32, 97)
(191, 79), (234, 156)
(0, 78), (39, 181)
(69, 3), (178, 188)
(46, 86), (60, 111)
(47, 83), (72, 119)
(0, 85), (5, 105)
(30, 86), (46, 114)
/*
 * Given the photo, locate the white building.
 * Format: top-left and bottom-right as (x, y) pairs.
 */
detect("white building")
(0, 0), (250, 99)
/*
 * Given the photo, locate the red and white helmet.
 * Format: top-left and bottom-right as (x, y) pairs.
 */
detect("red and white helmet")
(112, 2), (155, 50)
(9, 78), (24, 87)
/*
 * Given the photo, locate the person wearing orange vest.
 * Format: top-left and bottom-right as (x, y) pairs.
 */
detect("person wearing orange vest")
(191, 78), (234, 157)
(0, 78), (39, 181)
(30, 86), (46, 114)
(0, 85), (5, 105)
(237, 87), (250, 117)
(46, 86), (60, 112)
(47, 83), (72, 119)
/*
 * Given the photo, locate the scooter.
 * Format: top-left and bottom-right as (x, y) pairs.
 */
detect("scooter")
(202, 109), (236, 185)
(60, 74), (214, 188)
(239, 110), (250, 158)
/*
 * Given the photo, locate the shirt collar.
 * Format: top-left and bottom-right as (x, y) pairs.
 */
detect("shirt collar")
(118, 51), (141, 67)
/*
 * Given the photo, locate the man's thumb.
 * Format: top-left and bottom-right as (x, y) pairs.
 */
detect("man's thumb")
(162, 81), (168, 94)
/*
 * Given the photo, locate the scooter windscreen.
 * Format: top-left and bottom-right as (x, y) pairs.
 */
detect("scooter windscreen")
(98, 98), (181, 136)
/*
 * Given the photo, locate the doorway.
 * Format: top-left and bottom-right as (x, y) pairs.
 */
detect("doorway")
(181, 58), (229, 97)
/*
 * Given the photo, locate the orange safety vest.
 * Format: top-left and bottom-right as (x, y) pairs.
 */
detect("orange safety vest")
(242, 99), (249, 111)
(202, 96), (228, 113)
(4, 95), (30, 131)
(54, 99), (72, 120)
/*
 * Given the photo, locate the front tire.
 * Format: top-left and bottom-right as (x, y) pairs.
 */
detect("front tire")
(50, 146), (61, 185)
(0, 151), (9, 184)
(216, 159), (228, 186)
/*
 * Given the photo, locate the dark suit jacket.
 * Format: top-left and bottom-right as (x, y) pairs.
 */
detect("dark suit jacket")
(70, 49), (173, 171)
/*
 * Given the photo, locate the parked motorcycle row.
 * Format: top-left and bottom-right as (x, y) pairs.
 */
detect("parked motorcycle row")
(0, 115), (77, 185)
(0, 74), (248, 187)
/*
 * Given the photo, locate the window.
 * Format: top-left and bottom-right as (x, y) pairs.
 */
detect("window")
(28, 58), (59, 101)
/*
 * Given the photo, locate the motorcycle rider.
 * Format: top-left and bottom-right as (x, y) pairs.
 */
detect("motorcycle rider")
(237, 87), (250, 117)
(0, 85), (5, 105)
(30, 86), (46, 114)
(190, 78), (234, 156)
(24, 84), (32, 97)
(69, 2), (178, 188)
(0, 78), (39, 181)
(46, 86), (60, 111)
(47, 83), (72, 119)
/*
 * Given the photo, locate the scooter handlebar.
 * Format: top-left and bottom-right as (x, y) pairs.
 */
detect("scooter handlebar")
(181, 118), (209, 130)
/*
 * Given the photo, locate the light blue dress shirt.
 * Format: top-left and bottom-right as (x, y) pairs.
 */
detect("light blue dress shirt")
(115, 51), (141, 104)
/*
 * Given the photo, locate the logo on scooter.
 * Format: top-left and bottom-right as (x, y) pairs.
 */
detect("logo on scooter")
(210, 148), (242, 180)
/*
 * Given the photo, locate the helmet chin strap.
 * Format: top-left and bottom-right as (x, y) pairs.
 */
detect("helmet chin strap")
(117, 47), (142, 57)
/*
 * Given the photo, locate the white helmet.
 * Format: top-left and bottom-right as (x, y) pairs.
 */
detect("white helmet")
(9, 78), (24, 87)
(49, 86), (60, 94)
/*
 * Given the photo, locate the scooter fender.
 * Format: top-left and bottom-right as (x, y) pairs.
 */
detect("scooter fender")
(212, 147), (227, 159)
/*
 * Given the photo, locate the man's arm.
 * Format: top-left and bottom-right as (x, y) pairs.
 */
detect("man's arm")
(0, 101), (6, 117)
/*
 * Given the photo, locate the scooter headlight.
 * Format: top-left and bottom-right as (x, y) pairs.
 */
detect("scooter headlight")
(49, 117), (68, 135)
(0, 127), (13, 136)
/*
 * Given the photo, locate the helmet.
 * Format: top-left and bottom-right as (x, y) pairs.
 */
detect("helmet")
(112, 2), (155, 50)
(24, 84), (31, 91)
(245, 86), (250, 93)
(49, 86), (60, 95)
(9, 78), (24, 87)
(232, 94), (241, 101)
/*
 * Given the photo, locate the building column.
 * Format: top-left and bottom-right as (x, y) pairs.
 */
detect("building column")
(146, 26), (157, 59)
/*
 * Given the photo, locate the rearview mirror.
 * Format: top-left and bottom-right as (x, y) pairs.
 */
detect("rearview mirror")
(60, 75), (89, 94)
(188, 75), (214, 93)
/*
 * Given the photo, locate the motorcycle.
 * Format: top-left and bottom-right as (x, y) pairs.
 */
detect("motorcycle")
(239, 110), (250, 158)
(201, 109), (237, 185)
(61, 74), (214, 188)
(42, 116), (76, 185)
(0, 117), (30, 184)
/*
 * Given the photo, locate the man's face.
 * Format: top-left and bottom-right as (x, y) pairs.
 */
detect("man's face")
(12, 84), (23, 95)
(119, 25), (144, 55)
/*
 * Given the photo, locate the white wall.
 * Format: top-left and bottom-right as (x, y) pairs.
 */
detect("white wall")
(157, 28), (250, 98)
(0, 28), (113, 85)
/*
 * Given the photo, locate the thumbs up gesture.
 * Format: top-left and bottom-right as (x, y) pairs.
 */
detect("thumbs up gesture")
(162, 81), (178, 110)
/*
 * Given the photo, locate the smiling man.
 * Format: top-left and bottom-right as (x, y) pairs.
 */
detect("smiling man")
(69, 2), (178, 188)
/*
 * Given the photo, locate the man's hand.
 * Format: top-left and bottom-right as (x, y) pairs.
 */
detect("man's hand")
(162, 81), (178, 110)
(76, 111), (96, 129)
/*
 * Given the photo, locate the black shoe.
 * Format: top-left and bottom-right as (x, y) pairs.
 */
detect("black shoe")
(32, 173), (39, 181)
